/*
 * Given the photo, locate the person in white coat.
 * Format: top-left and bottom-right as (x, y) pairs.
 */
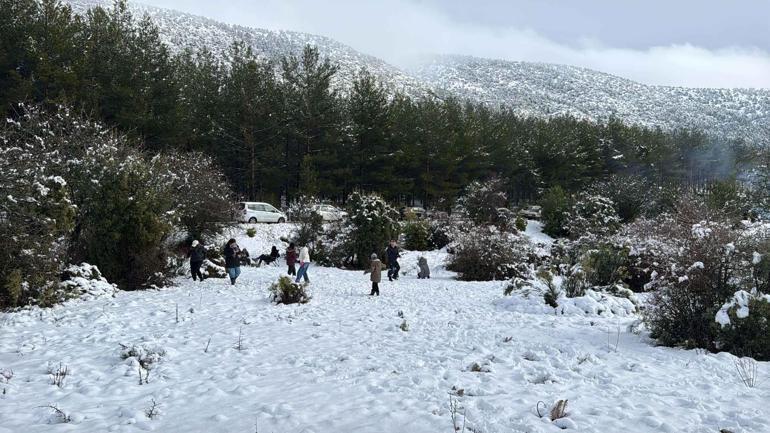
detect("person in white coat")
(295, 246), (311, 284)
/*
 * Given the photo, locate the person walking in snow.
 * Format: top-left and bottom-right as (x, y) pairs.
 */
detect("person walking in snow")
(285, 242), (298, 276)
(224, 238), (241, 285)
(364, 253), (385, 296)
(188, 240), (206, 281)
(386, 239), (401, 281)
(417, 256), (430, 279)
(295, 245), (311, 284)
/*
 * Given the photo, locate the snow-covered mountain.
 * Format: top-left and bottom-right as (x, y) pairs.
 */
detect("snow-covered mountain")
(410, 55), (770, 144)
(66, 0), (431, 99)
(66, 0), (770, 144)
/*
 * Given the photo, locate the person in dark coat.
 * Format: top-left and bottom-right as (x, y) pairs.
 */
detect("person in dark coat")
(188, 240), (206, 281)
(285, 243), (298, 276)
(257, 246), (280, 266)
(224, 238), (241, 285)
(364, 253), (385, 296)
(386, 239), (401, 281)
(417, 256), (430, 279)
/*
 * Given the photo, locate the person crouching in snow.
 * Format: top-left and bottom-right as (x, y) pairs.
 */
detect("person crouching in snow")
(224, 238), (241, 285)
(364, 253), (385, 296)
(188, 240), (206, 281)
(417, 256), (430, 279)
(257, 246), (280, 266)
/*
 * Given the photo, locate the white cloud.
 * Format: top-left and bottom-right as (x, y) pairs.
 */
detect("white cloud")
(146, 0), (770, 88)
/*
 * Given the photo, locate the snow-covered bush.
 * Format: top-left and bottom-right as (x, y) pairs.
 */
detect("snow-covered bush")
(447, 226), (536, 281)
(402, 220), (430, 251)
(589, 174), (650, 222)
(287, 195), (323, 247)
(342, 192), (400, 269)
(120, 343), (167, 371)
(612, 215), (682, 291)
(562, 269), (589, 298)
(715, 291), (770, 360)
(149, 152), (235, 239)
(644, 220), (744, 350)
(565, 193), (621, 239)
(57, 263), (117, 302)
(269, 276), (310, 305)
(704, 178), (753, 221)
(0, 108), (77, 307)
(457, 176), (508, 225)
(1, 107), (236, 297)
(311, 221), (352, 268)
(427, 219), (453, 250)
(74, 154), (174, 290)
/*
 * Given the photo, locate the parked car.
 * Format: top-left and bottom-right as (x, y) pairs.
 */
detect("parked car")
(399, 206), (426, 220)
(312, 204), (348, 222)
(238, 202), (287, 223)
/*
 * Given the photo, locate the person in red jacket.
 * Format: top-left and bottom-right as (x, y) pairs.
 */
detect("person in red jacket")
(285, 242), (298, 276)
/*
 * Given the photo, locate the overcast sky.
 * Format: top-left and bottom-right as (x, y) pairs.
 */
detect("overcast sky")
(143, 0), (770, 88)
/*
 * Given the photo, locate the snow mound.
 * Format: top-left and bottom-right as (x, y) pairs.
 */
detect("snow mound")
(58, 263), (116, 301)
(497, 289), (637, 317)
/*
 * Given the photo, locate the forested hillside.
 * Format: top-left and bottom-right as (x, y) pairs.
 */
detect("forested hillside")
(59, 0), (770, 146)
(2, 0), (760, 207)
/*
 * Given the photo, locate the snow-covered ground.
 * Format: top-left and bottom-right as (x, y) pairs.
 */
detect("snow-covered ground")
(0, 224), (767, 433)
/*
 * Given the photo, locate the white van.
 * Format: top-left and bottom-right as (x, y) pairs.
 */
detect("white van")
(238, 202), (287, 223)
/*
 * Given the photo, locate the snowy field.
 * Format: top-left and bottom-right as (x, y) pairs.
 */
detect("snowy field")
(0, 223), (768, 433)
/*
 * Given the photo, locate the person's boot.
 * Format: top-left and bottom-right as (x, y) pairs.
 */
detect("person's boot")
(230, 278), (236, 285)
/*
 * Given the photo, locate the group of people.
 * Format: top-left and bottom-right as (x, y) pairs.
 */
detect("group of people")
(188, 236), (429, 295)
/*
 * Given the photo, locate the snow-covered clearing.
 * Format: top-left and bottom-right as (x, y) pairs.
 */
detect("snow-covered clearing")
(0, 224), (767, 433)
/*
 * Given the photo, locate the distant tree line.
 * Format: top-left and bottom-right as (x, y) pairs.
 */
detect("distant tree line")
(1, 0), (761, 208)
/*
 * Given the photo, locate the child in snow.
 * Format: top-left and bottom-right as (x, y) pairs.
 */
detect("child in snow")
(386, 239), (401, 281)
(365, 253), (385, 296)
(285, 243), (298, 276)
(257, 246), (280, 266)
(417, 256), (430, 279)
(295, 246), (311, 284)
(223, 238), (241, 285)
(188, 240), (206, 281)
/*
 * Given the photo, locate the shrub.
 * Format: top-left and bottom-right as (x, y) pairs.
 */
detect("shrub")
(539, 269), (561, 307)
(589, 174), (650, 223)
(287, 196), (324, 247)
(704, 178), (752, 221)
(540, 185), (571, 238)
(644, 220), (743, 349)
(149, 152), (235, 239)
(0, 106), (237, 304)
(565, 193), (621, 239)
(562, 269), (589, 298)
(246, 228), (256, 238)
(428, 219), (452, 250)
(715, 291), (770, 360)
(447, 226), (535, 281)
(344, 192), (400, 269)
(582, 244), (629, 287)
(269, 276), (310, 304)
(75, 155), (173, 290)
(515, 216), (527, 232)
(494, 207), (517, 232)
(0, 108), (77, 307)
(403, 220), (430, 251)
(457, 176), (508, 225)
